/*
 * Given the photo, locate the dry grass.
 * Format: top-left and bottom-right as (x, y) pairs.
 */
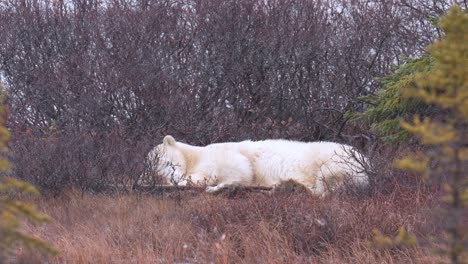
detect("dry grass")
(13, 186), (446, 264)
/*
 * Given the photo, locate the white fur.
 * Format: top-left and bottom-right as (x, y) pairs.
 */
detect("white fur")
(148, 135), (368, 195)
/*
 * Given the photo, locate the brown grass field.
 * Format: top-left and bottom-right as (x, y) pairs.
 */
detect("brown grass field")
(14, 184), (447, 264)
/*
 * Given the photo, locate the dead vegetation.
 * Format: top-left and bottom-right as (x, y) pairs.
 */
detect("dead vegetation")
(13, 182), (445, 264)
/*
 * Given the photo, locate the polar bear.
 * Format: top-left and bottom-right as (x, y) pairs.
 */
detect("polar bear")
(147, 135), (368, 195)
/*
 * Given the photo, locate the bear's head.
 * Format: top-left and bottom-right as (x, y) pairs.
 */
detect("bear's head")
(154, 135), (187, 185)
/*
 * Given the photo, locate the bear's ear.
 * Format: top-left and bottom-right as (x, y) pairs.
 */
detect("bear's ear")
(163, 135), (176, 146)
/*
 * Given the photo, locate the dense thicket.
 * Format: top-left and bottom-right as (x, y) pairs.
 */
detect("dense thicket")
(0, 0), (463, 192)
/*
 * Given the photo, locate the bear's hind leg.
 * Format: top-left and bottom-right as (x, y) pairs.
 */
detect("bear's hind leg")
(308, 180), (326, 197)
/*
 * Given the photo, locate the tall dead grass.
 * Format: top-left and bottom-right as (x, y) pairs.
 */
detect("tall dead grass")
(14, 186), (445, 264)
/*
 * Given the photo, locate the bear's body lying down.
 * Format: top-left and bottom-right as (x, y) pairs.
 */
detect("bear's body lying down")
(147, 135), (368, 195)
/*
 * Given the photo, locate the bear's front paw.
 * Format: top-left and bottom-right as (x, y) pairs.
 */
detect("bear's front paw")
(175, 180), (188, 186)
(205, 186), (220, 193)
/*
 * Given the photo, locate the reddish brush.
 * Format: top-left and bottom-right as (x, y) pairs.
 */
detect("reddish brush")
(17, 187), (443, 264)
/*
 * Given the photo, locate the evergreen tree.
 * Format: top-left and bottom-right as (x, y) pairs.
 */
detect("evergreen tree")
(0, 86), (57, 258)
(351, 56), (432, 143)
(395, 6), (467, 263)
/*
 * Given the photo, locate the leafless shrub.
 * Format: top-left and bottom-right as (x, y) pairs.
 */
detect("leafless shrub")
(0, 0), (462, 192)
(11, 128), (152, 195)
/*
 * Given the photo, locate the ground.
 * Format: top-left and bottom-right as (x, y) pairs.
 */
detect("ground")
(16, 186), (445, 264)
